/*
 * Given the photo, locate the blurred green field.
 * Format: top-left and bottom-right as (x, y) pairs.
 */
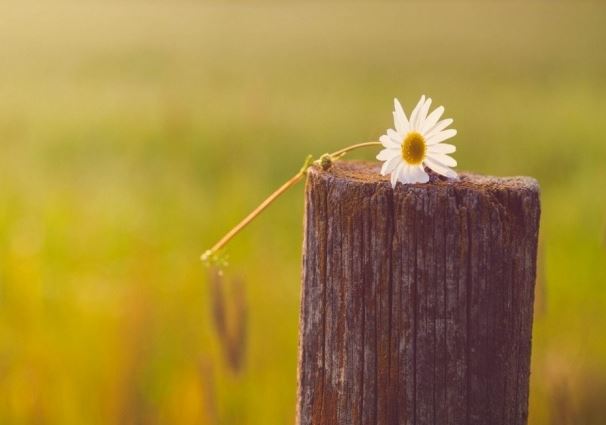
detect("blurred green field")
(0, 1), (605, 424)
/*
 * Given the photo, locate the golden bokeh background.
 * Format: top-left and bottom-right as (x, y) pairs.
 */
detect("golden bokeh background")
(0, 1), (605, 424)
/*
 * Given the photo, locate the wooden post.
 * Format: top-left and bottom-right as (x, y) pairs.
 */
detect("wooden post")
(297, 161), (540, 425)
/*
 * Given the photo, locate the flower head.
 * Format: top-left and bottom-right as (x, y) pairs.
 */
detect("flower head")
(377, 95), (458, 187)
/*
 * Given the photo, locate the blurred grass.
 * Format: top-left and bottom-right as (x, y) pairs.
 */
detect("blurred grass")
(0, 1), (605, 424)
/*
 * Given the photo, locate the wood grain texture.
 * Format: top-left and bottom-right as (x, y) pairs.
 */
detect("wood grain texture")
(296, 161), (540, 425)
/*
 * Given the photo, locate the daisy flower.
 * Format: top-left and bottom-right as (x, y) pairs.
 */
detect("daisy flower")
(376, 95), (458, 187)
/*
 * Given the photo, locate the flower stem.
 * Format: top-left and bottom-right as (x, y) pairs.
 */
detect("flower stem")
(201, 141), (381, 264)
(201, 168), (306, 262)
(328, 141), (382, 159)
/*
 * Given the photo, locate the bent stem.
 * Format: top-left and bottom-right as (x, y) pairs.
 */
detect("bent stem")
(201, 166), (308, 264)
(329, 141), (383, 159)
(201, 141), (381, 265)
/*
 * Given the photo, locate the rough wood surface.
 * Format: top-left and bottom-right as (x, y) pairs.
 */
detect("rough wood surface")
(297, 161), (540, 425)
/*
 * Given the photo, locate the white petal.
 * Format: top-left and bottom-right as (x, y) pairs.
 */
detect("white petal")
(406, 165), (419, 183)
(399, 164), (414, 184)
(376, 148), (400, 161)
(407, 165), (429, 184)
(424, 157), (458, 179)
(425, 118), (453, 139)
(380, 134), (400, 149)
(427, 129), (457, 145)
(397, 164), (408, 184)
(408, 95), (426, 132)
(415, 97), (432, 131)
(381, 155), (401, 176)
(393, 113), (410, 134)
(415, 166), (430, 183)
(427, 152), (457, 167)
(427, 143), (456, 154)
(393, 98), (409, 133)
(387, 128), (403, 144)
(391, 163), (404, 188)
(420, 105), (444, 134)
(392, 113), (401, 133)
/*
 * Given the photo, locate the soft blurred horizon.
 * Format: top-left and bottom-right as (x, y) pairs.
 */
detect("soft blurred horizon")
(0, 1), (605, 424)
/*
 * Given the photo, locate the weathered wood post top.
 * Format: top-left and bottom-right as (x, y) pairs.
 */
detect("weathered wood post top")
(297, 161), (540, 425)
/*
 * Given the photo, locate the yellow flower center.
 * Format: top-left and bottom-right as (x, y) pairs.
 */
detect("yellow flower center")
(401, 132), (426, 165)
